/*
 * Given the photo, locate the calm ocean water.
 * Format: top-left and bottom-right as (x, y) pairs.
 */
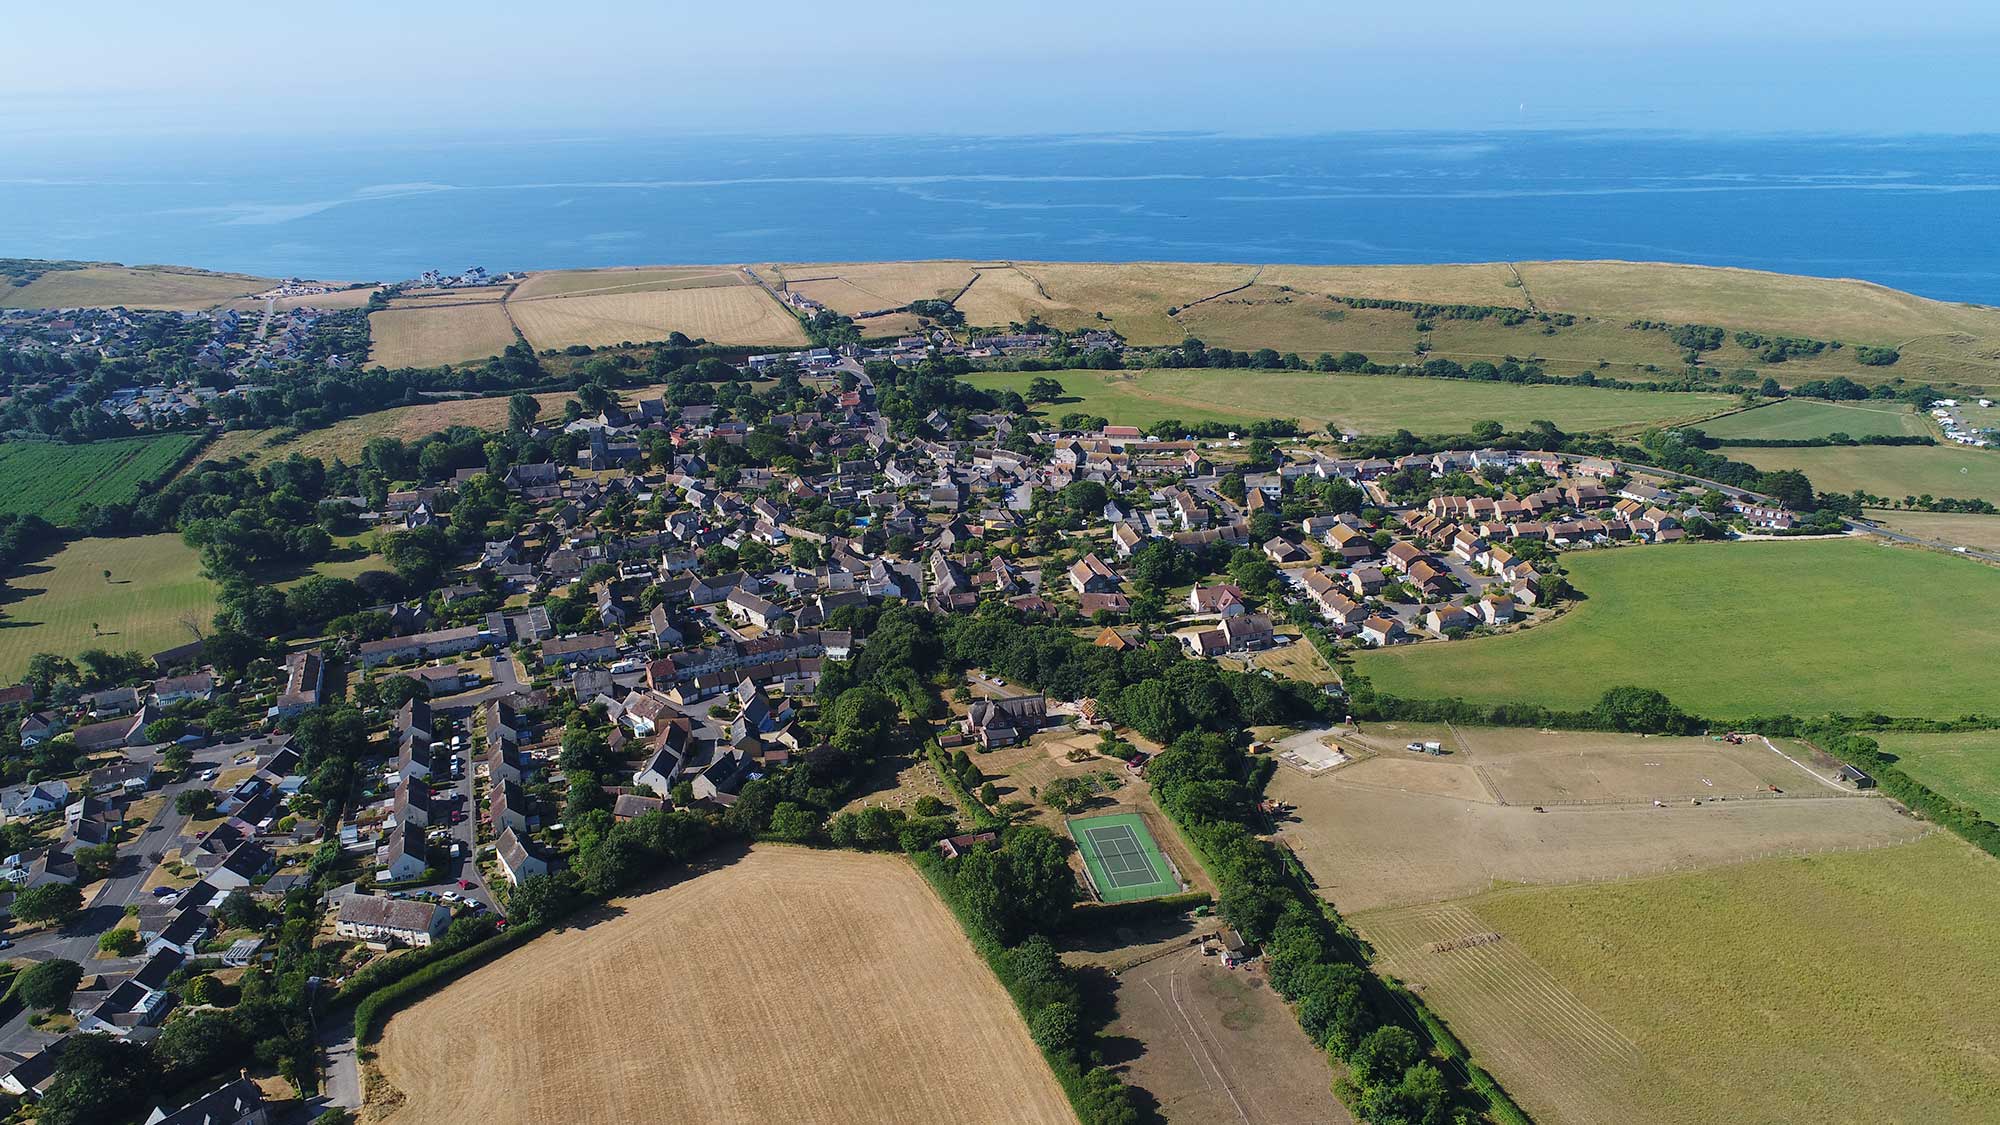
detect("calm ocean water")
(3, 132), (1998, 302)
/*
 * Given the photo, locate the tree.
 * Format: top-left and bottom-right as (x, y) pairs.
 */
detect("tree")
(24, 652), (76, 693)
(97, 927), (140, 956)
(13, 957), (82, 1009)
(176, 789), (217, 817)
(13, 883), (83, 926)
(76, 842), (117, 883)
(1025, 376), (1066, 403)
(508, 392), (542, 432)
(1352, 1025), (1425, 1088)
(506, 872), (577, 928)
(1041, 775), (1094, 813)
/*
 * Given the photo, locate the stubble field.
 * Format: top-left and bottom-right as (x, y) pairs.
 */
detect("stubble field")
(1732, 442), (2000, 506)
(509, 285), (807, 350)
(0, 264), (274, 309)
(372, 847), (1074, 1125)
(1356, 835), (2000, 1125)
(1692, 397), (1932, 440)
(368, 301), (519, 368)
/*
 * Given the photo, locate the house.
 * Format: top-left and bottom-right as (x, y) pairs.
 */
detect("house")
(613, 793), (665, 821)
(1066, 552), (1120, 595)
(495, 826), (548, 886)
(1477, 593), (1517, 625)
(1425, 605), (1478, 637)
(1220, 613), (1276, 651)
(395, 699), (434, 750)
(1188, 583), (1248, 616)
(75, 712), (150, 754)
(1324, 523), (1376, 562)
(87, 759), (155, 795)
(962, 694), (1048, 749)
(1359, 615), (1406, 646)
(150, 671), (215, 706)
(1383, 542), (1426, 573)
(378, 820), (429, 883)
(489, 780), (530, 834)
(143, 1078), (268, 1125)
(84, 685), (143, 718)
(270, 650), (325, 718)
(208, 842), (274, 891)
(1348, 567), (1386, 597)
(690, 748), (758, 802)
(1, 780), (70, 821)
(541, 631), (619, 667)
(18, 711), (63, 746)
(335, 893), (451, 947)
(392, 777), (431, 830)
(357, 625), (488, 667)
(726, 587), (790, 631)
(1262, 537), (1308, 565)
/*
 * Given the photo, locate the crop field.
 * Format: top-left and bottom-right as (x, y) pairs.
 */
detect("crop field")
(373, 847), (1072, 1125)
(1694, 397), (1932, 439)
(956, 262), (1260, 344)
(963, 369), (1733, 435)
(0, 264), (274, 310)
(368, 302), (519, 368)
(766, 261), (983, 314)
(1269, 723), (1923, 913)
(1733, 443), (2000, 506)
(1863, 509), (2000, 552)
(510, 266), (745, 301)
(1353, 539), (2000, 718)
(509, 286), (807, 351)
(1101, 944), (1353, 1124)
(1869, 730), (2000, 816)
(0, 535), (216, 680)
(1355, 835), (2000, 1125)
(0, 434), (205, 525)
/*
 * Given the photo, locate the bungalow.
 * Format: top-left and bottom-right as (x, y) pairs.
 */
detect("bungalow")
(74, 712), (149, 754)
(1, 780), (70, 820)
(335, 893), (451, 948)
(613, 793), (665, 821)
(357, 625), (488, 667)
(495, 826), (548, 886)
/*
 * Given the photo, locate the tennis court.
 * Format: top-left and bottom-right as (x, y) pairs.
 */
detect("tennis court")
(1068, 812), (1181, 903)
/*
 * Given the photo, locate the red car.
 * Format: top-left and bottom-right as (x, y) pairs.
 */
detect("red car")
(458, 878), (475, 890)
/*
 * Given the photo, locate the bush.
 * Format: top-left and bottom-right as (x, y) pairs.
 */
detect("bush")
(97, 928), (140, 956)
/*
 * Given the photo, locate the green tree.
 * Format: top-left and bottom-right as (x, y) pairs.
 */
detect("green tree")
(96, 928), (140, 956)
(13, 883), (83, 926)
(508, 392), (542, 432)
(176, 789), (217, 817)
(1025, 376), (1066, 403)
(13, 958), (82, 1009)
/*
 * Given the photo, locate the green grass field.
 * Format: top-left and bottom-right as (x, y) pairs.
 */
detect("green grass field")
(1869, 731), (2000, 817)
(0, 535), (217, 680)
(1354, 539), (2000, 719)
(1696, 398), (1932, 440)
(1067, 812), (1180, 903)
(964, 369), (1734, 436)
(1362, 834), (2000, 1125)
(0, 435), (206, 525)
(1733, 443), (2000, 505)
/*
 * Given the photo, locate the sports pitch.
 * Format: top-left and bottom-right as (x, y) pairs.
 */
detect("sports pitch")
(1069, 811), (1180, 903)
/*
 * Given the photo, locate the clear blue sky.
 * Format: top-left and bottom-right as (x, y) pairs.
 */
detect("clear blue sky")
(4, 0), (1999, 139)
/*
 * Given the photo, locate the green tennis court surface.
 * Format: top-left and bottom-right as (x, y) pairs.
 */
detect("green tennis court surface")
(1068, 812), (1179, 903)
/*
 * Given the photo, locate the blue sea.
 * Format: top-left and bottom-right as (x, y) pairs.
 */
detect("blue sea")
(3, 131), (1998, 303)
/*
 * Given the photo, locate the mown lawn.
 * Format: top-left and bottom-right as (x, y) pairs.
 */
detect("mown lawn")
(964, 369), (1733, 436)
(0, 535), (216, 680)
(1353, 539), (2000, 719)
(1452, 835), (2000, 1125)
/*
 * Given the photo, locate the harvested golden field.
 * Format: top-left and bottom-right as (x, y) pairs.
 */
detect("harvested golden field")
(768, 261), (983, 313)
(1, 264), (273, 309)
(1256, 262), (1525, 306)
(225, 287), (381, 312)
(373, 847), (1073, 1125)
(393, 286), (513, 302)
(1356, 835), (2000, 1125)
(368, 302), (519, 368)
(957, 263), (1258, 344)
(197, 389), (585, 466)
(511, 266), (745, 300)
(1864, 509), (2000, 552)
(510, 286), (807, 350)
(1515, 260), (2000, 347)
